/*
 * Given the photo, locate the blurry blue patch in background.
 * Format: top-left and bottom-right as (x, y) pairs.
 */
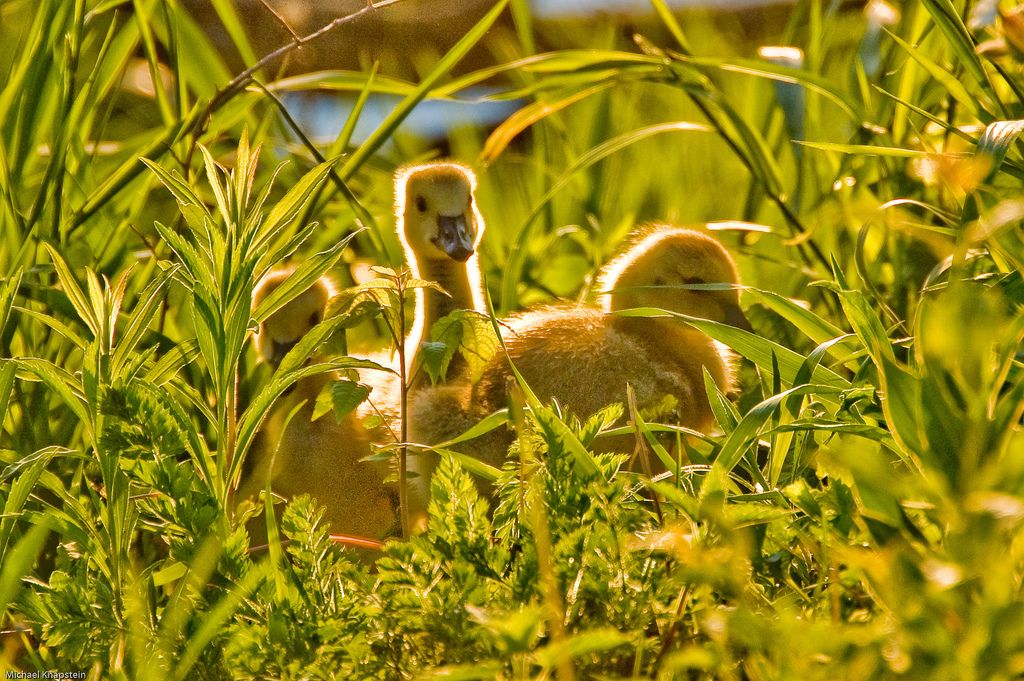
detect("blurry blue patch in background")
(530, 0), (789, 18)
(282, 87), (522, 149)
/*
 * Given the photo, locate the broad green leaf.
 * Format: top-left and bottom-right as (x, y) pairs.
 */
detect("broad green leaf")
(330, 379), (372, 420)
(416, 341), (451, 386)
(428, 309), (501, 383)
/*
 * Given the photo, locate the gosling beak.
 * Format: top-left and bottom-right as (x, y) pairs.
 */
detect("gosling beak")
(434, 214), (475, 262)
(270, 338), (297, 366)
(725, 304), (753, 333)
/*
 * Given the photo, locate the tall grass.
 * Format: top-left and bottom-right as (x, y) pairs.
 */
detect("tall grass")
(1, 0), (1023, 678)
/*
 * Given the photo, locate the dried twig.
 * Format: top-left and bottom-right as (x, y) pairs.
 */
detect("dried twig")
(257, 0), (301, 42)
(189, 0), (405, 140)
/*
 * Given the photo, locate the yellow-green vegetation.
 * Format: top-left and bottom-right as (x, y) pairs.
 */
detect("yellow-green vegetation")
(1, 0), (1023, 678)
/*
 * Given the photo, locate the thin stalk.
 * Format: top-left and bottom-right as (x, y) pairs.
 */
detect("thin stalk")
(396, 274), (410, 539)
(654, 585), (690, 669)
(530, 479), (574, 681)
(249, 80), (383, 252)
(224, 369), (238, 514)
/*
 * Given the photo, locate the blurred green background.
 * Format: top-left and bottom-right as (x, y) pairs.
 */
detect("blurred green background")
(1, 0), (1023, 678)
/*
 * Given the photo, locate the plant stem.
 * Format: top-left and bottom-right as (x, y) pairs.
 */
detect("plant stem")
(224, 368), (238, 516)
(396, 272), (410, 539)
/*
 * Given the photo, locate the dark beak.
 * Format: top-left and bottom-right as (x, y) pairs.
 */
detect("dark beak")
(270, 339), (297, 366)
(434, 214), (474, 262)
(725, 304), (753, 333)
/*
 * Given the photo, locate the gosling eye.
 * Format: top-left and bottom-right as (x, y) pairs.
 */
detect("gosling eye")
(308, 312), (320, 327)
(652, 276), (666, 286)
(415, 195), (427, 212)
(683, 277), (705, 286)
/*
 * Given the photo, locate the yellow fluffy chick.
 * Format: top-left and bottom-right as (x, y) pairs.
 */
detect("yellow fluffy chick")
(245, 269), (398, 543)
(358, 161), (488, 429)
(423, 226), (749, 469)
(397, 160), (487, 385)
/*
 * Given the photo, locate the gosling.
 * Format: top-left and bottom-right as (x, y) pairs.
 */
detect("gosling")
(359, 161), (488, 427)
(245, 269), (398, 542)
(421, 226), (749, 468)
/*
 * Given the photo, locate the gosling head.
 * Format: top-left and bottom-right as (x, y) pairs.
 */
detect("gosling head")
(253, 269), (336, 366)
(601, 227), (751, 331)
(395, 161), (483, 264)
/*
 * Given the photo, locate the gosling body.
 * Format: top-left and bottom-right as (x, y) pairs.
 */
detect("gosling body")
(435, 227), (748, 467)
(246, 270), (398, 541)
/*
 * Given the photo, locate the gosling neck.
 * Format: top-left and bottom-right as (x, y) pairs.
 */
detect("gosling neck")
(406, 254), (483, 386)
(417, 255), (480, 327)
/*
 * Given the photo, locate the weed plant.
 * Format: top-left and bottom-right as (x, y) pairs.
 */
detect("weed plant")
(1, 0), (1023, 678)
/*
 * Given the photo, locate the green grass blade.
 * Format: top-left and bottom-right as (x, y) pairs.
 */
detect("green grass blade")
(0, 524), (50, 617)
(251, 238), (351, 324)
(338, 0), (510, 181)
(0, 447), (60, 558)
(500, 121), (712, 312)
(614, 307), (849, 391)
(885, 28), (981, 118)
(919, 0), (991, 91)
(701, 384), (842, 497)
(43, 243), (99, 337)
